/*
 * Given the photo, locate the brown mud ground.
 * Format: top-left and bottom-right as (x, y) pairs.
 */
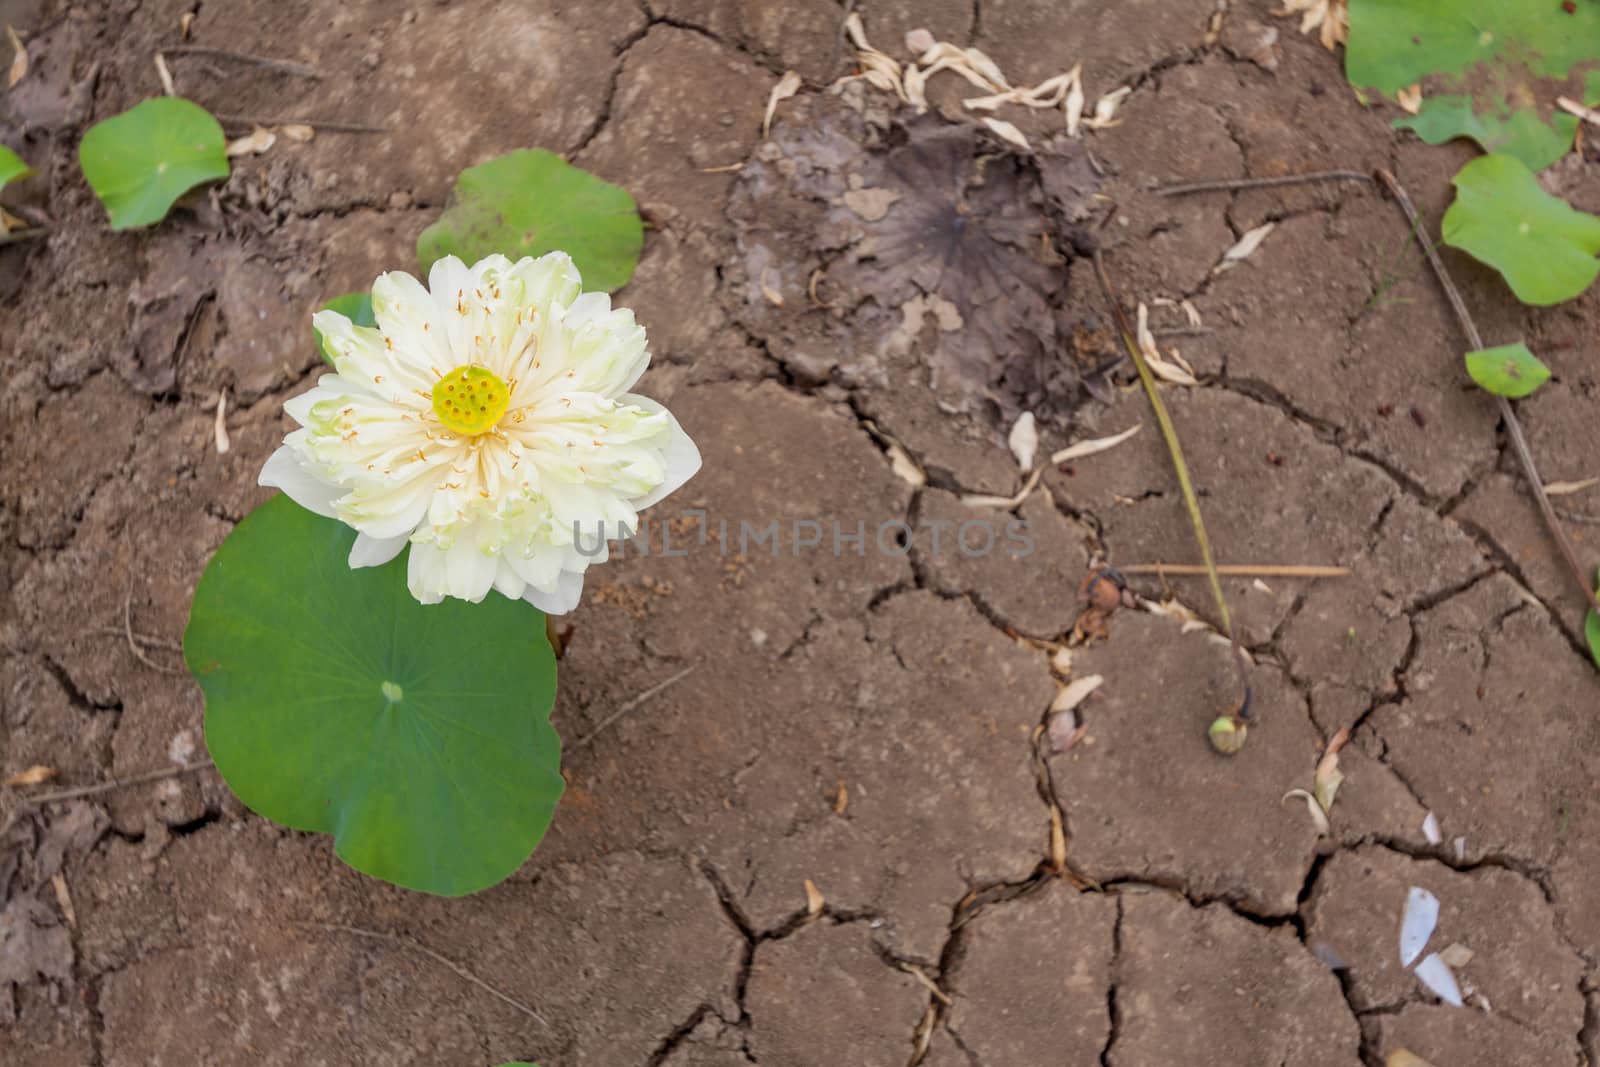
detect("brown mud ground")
(3, 1), (1600, 1064)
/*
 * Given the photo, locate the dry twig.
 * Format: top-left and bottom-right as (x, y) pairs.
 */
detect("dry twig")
(567, 664), (697, 751)
(1091, 251), (1252, 722)
(6, 761), (214, 808)
(294, 922), (546, 1025)
(162, 44), (319, 79)
(1122, 563), (1350, 578)
(214, 113), (388, 134)
(125, 579), (183, 675)
(1156, 171), (1374, 197)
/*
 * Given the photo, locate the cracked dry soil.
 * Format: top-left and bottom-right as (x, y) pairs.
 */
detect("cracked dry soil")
(2, 1), (1599, 1064)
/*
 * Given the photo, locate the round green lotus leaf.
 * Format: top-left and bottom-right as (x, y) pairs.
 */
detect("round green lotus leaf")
(417, 149), (643, 292)
(1442, 154), (1600, 306)
(1463, 342), (1551, 399)
(315, 292), (376, 366)
(0, 144), (31, 195)
(1350, 0), (1600, 173)
(78, 97), (230, 230)
(184, 495), (563, 896)
(1348, 0), (1600, 92)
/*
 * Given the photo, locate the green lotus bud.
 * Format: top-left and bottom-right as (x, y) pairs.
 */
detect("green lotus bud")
(1208, 715), (1247, 755)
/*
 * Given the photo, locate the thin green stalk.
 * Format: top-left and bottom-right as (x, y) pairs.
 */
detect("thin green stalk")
(1091, 251), (1252, 725)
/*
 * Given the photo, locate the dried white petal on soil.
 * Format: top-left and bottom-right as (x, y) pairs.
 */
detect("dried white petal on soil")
(6, 24), (27, 88)
(1453, 836), (1466, 862)
(904, 28), (935, 55)
(213, 391), (230, 454)
(844, 12), (872, 49)
(804, 878), (825, 917)
(981, 116), (1030, 150)
(1544, 477), (1599, 496)
(1050, 422), (1142, 464)
(1386, 1053), (1440, 1067)
(1399, 886), (1440, 968)
(154, 52), (176, 96)
(1008, 411), (1039, 470)
(1051, 674), (1104, 714)
(1146, 353), (1200, 386)
(962, 47), (1009, 91)
(226, 126), (277, 157)
(1396, 83), (1423, 114)
(759, 266), (784, 307)
(278, 123), (315, 142)
(1084, 86), (1131, 129)
(962, 88), (1018, 111)
(764, 70), (803, 138)
(1314, 735), (1345, 812)
(1421, 811), (1441, 845)
(1437, 942), (1474, 969)
(2, 764), (56, 786)
(885, 439), (926, 488)
(1413, 952), (1464, 1007)
(961, 466), (1045, 510)
(1135, 304), (1197, 385)
(1213, 221), (1276, 274)
(1282, 789), (1330, 836)
(1064, 67), (1086, 136)
(903, 64), (928, 110)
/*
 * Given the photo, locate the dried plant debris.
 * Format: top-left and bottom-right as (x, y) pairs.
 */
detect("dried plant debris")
(841, 13), (1129, 140)
(1398, 886), (1439, 968)
(1276, 0), (1348, 51)
(728, 96), (1102, 425)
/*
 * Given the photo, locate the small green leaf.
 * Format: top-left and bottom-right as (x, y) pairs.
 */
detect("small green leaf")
(0, 145), (31, 196)
(315, 292), (376, 366)
(1395, 96), (1578, 173)
(417, 149), (642, 292)
(1588, 569), (1600, 673)
(185, 495), (564, 897)
(1463, 342), (1551, 399)
(1442, 154), (1600, 306)
(78, 98), (230, 230)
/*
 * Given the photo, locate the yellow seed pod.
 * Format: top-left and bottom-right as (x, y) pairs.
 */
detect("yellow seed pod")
(432, 366), (510, 436)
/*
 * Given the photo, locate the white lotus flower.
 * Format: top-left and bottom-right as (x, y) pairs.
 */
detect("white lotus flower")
(260, 252), (701, 613)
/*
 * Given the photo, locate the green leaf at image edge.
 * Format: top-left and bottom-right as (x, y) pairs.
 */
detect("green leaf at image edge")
(1463, 342), (1550, 399)
(78, 97), (230, 230)
(417, 149), (643, 292)
(1588, 609), (1600, 672)
(1589, 569), (1600, 673)
(1347, 1), (1600, 92)
(315, 292), (376, 366)
(1442, 154), (1600, 306)
(0, 145), (31, 195)
(184, 495), (564, 897)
